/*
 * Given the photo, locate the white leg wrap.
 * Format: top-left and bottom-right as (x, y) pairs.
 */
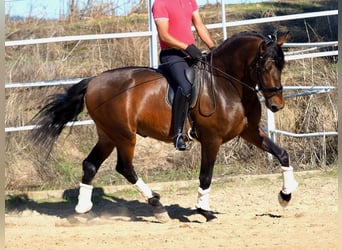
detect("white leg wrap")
(195, 187), (211, 211)
(134, 178), (153, 200)
(75, 183), (93, 213)
(281, 166), (298, 194)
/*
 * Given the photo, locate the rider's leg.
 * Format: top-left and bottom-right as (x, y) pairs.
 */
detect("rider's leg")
(159, 51), (192, 150)
(172, 87), (190, 150)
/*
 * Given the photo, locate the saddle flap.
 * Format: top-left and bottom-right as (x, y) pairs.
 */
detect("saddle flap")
(160, 67), (199, 108)
(185, 67), (195, 85)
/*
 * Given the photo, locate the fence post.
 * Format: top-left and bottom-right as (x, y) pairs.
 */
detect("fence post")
(148, 0), (158, 68)
(266, 108), (276, 142)
(221, 0), (227, 40)
(266, 108), (276, 161)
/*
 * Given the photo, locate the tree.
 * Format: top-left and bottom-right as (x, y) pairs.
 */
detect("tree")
(131, 0), (147, 14)
(69, 0), (78, 18)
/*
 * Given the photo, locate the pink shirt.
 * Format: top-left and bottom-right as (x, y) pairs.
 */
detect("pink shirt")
(152, 0), (198, 49)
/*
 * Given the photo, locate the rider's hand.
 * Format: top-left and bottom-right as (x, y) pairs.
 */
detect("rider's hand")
(185, 44), (202, 60)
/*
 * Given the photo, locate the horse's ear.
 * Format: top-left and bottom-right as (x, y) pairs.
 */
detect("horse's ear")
(277, 31), (289, 46)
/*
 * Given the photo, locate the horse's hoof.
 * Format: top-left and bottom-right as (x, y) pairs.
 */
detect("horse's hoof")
(148, 195), (170, 223)
(152, 203), (170, 223)
(153, 208), (170, 223)
(197, 208), (217, 222)
(278, 191), (292, 207)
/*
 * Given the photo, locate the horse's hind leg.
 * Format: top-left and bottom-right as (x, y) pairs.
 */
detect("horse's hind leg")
(75, 135), (115, 213)
(240, 126), (298, 207)
(116, 142), (170, 222)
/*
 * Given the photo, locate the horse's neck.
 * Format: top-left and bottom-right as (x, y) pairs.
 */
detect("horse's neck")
(212, 43), (259, 88)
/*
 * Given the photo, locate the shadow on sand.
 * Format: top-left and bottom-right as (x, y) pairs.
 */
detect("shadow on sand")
(5, 187), (210, 224)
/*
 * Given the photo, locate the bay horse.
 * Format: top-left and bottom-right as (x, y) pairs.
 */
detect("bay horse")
(31, 31), (298, 222)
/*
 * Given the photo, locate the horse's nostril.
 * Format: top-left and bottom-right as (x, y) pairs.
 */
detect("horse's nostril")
(271, 105), (279, 112)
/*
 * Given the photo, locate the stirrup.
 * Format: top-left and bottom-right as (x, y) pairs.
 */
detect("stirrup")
(174, 134), (186, 151)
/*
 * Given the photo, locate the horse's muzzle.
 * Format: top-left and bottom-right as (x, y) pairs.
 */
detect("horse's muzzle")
(265, 96), (284, 112)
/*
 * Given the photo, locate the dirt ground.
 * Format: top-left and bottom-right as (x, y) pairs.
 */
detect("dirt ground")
(5, 170), (338, 250)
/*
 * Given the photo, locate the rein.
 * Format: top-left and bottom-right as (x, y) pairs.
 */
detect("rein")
(199, 56), (257, 93)
(156, 35), (283, 96)
(199, 40), (283, 96)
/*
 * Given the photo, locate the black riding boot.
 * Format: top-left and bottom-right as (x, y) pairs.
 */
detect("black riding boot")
(173, 87), (190, 151)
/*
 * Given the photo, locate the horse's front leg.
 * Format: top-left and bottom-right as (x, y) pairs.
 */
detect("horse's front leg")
(197, 138), (222, 221)
(240, 127), (298, 207)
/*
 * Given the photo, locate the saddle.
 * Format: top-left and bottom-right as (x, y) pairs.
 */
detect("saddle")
(157, 66), (200, 108)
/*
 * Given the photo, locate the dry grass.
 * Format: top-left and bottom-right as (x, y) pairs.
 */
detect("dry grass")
(5, 1), (338, 190)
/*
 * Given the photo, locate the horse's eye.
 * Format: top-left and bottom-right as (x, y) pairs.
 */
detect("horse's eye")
(263, 60), (273, 72)
(274, 58), (285, 69)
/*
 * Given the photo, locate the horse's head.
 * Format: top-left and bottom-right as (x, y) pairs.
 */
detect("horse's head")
(252, 32), (288, 112)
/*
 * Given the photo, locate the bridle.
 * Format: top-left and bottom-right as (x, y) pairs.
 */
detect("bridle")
(253, 50), (283, 95)
(252, 35), (284, 96)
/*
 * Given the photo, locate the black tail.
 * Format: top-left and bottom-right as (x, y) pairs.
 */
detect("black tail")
(30, 77), (92, 156)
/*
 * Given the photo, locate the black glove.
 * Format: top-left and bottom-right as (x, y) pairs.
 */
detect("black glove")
(185, 44), (202, 60)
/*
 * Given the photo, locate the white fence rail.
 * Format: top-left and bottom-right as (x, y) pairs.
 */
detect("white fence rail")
(5, 9), (338, 68)
(5, 85), (337, 134)
(5, 7), (338, 139)
(5, 10), (338, 47)
(265, 86), (337, 141)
